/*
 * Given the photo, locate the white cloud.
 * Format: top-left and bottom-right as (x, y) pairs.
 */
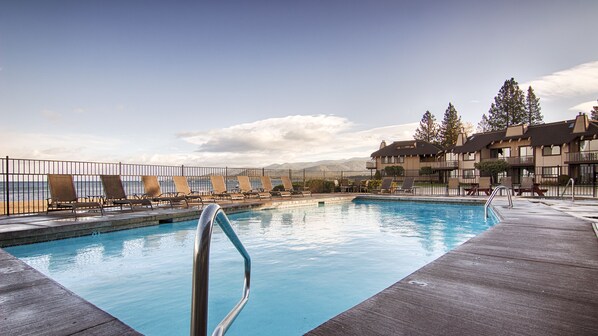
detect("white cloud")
(1, 115), (418, 167)
(40, 109), (62, 122)
(569, 100), (598, 113)
(522, 60), (598, 99)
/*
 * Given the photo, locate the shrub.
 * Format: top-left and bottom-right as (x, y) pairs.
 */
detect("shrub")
(374, 170), (382, 180)
(368, 179), (382, 191)
(558, 174), (571, 186)
(306, 179), (336, 193)
(474, 160), (510, 176)
(384, 166), (404, 177)
(419, 166), (435, 176)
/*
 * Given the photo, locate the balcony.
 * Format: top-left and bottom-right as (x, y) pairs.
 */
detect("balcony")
(566, 151), (598, 163)
(427, 160), (458, 170)
(366, 160), (377, 169)
(481, 156), (534, 166)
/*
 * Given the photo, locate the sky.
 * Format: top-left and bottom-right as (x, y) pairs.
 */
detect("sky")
(1, 0), (597, 167)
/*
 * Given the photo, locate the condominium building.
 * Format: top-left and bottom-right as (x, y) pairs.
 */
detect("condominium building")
(370, 113), (598, 184)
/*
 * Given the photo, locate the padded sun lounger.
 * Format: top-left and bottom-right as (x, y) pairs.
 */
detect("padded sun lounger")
(237, 176), (271, 199)
(100, 175), (153, 211)
(141, 176), (189, 208)
(281, 176), (311, 197)
(260, 176), (291, 197)
(209, 175), (245, 202)
(47, 174), (104, 216)
(173, 176), (213, 206)
(394, 177), (415, 193)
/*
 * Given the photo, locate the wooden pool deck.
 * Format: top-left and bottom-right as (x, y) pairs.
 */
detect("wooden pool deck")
(1, 195), (598, 335)
(308, 199), (598, 336)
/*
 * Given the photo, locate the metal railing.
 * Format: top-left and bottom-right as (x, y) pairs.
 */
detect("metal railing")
(566, 151), (598, 163)
(191, 203), (251, 336)
(560, 178), (575, 202)
(484, 186), (513, 219)
(428, 160), (459, 170)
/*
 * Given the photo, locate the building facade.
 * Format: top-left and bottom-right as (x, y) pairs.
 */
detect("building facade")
(370, 113), (598, 184)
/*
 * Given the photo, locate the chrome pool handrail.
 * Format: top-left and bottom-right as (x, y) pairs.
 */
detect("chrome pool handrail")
(191, 203), (251, 336)
(484, 186), (513, 219)
(560, 178), (575, 202)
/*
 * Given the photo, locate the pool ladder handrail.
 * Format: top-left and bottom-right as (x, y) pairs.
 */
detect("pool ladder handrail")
(484, 186), (513, 219)
(191, 203), (251, 336)
(560, 178), (575, 202)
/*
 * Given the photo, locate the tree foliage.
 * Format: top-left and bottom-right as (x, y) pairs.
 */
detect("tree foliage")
(486, 78), (526, 131)
(474, 160), (510, 177)
(413, 110), (439, 144)
(591, 100), (598, 120)
(439, 102), (463, 148)
(525, 86), (543, 125)
(477, 113), (491, 133)
(384, 165), (404, 177)
(419, 166), (435, 176)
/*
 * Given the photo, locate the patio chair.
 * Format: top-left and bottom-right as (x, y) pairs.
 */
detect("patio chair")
(100, 175), (153, 211)
(499, 176), (514, 195)
(237, 176), (271, 199)
(260, 176), (291, 197)
(374, 177), (394, 194)
(477, 177), (493, 195)
(394, 177), (415, 194)
(209, 175), (245, 202)
(447, 177), (460, 195)
(173, 176), (213, 206)
(141, 175), (189, 208)
(281, 176), (311, 197)
(515, 177), (547, 196)
(47, 174), (104, 215)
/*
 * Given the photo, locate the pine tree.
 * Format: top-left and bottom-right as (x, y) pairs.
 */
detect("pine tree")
(487, 78), (526, 130)
(477, 113), (491, 133)
(525, 86), (543, 125)
(439, 102), (463, 148)
(413, 110), (439, 144)
(591, 100), (598, 120)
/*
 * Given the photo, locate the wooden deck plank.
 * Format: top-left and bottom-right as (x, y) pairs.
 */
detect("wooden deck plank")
(308, 201), (598, 336)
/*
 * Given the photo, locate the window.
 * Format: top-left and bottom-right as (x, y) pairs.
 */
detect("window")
(542, 146), (561, 156)
(519, 146), (533, 157)
(541, 166), (559, 177)
(491, 147), (511, 159)
(398, 156), (405, 163)
(463, 169), (475, 179)
(445, 152), (458, 161)
(463, 153), (475, 161)
(580, 139), (598, 152)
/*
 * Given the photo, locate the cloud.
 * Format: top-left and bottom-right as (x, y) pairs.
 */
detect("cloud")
(40, 109), (62, 122)
(522, 60), (598, 99)
(569, 100), (598, 113)
(177, 115), (417, 166)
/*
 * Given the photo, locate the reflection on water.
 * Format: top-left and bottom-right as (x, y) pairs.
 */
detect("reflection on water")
(6, 200), (496, 336)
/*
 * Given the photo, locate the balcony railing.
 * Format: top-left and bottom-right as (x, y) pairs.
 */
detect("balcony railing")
(427, 161), (458, 170)
(566, 151), (598, 163)
(481, 156), (534, 166)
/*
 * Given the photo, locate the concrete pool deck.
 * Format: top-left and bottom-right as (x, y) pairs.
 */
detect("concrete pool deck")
(1, 194), (598, 335)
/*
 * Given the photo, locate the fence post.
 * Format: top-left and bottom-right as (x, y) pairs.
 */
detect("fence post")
(181, 165), (185, 176)
(557, 165), (560, 197)
(262, 167), (265, 176)
(593, 165), (596, 198)
(4, 156), (9, 216)
(119, 162), (122, 176)
(303, 169), (306, 187)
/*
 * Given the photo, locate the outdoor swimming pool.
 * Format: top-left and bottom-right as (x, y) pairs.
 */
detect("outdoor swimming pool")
(6, 199), (498, 335)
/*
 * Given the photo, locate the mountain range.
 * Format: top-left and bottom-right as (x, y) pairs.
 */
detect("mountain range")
(264, 157), (370, 172)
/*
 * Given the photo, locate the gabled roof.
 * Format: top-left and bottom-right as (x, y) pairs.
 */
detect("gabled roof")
(370, 140), (442, 157)
(451, 131), (505, 153)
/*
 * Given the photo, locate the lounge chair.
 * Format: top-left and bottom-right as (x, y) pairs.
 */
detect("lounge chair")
(446, 177), (460, 195)
(209, 176), (245, 202)
(260, 176), (291, 198)
(465, 177), (492, 196)
(515, 177), (547, 197)
(100, 175), (153, 211)
(47, 174), (104, 215)
(237, 176), (271, 199)
(141, 176), (189, 208)
(173, 176), (213, 206)
(499, 176), (514, 195)
(281, 176), (311, 197)
(394, 177), (415, 194)
(374, 177), (394, 194)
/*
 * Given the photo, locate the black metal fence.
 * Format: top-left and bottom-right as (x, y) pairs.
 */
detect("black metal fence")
(2, 156), (596, 216)
(0, 156), (372, 215)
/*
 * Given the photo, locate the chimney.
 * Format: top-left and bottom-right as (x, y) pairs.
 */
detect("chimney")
(456, 130), (467, 146)
(573, 113), (589, 133)
(380, 140), (387, 149)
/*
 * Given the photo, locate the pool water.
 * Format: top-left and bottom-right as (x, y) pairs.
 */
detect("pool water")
(6, 200), (497, 335)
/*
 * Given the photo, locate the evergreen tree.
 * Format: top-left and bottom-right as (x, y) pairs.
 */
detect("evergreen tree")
(477, 113), (491, 133)
(439, 102), (463, 148)
(413, 110), (439, 144)
(525, 86), (543, 125)
(591, 100), (598, 120)
(487, 78), (526, 130)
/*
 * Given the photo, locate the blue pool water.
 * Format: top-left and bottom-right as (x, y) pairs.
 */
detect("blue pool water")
(6, 200), (497, 335)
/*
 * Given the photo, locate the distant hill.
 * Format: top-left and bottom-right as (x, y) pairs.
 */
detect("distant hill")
(264, 157), (370, 172)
